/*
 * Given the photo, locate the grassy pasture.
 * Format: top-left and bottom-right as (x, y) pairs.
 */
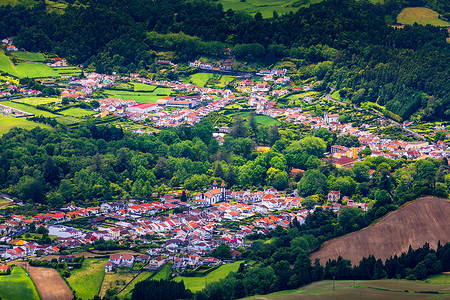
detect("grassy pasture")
(2, 101), (79, 124)
(0, 267), (40, 300)
(397, 7), (450, 27)
(231, 111), (280, 125)
(131, 82), (157, 92)
(0, 114), (52, 135)
(66, 258), (108, 300)
(15, 97), (60, 106)
(100, 272), (135, 297)
(0, 51), (57, 78)
(12, 51), (45, 62)
(174, 262), (241, 293)
(245, 279), (450, 299)
(189, 72), (215, 87)
(117, 271), (154, 299)
(105, 87), (172, 103)
(60, 107), (96, 117)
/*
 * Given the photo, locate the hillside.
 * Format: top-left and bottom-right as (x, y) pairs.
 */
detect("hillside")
(310, 197), (450, 265)
(397, 7), (450, 27)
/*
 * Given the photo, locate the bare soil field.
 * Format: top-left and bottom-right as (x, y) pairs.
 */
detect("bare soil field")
(27, 265), (73, 300)
(310, 197), (450, 265)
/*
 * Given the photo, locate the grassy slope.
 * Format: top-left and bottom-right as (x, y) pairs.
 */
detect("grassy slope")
(59, 107), (96, 117)
(0, 114), (52, 135)
(15, 97), (60, 106)
(0, 51), (57, 78)
(397, 7), (450, 27)
(0, 267), (40, 300)
(309, 197), (450, 265)
(105, 87), (172, 103)
(1, 101), (79, 124)
(66, 258), (108, 300)
(100, 272), (135, 297)
(245, 279), (450, 299)
(117, 272), (154, 299)
(12, 51), (45, 62)
(131, 82), (157, 92)
(189, 73), (215, 87)
(174, 262), (241, 293)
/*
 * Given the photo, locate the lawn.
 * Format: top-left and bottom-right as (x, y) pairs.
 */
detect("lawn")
(12, 51), (45, 62)
(397, 7), (450, 27)
(66, 258), (108, 300)
(0, 114), (52, 135)
(245, 279), (450, 299)
(105, 87), (172, 103)
(117, 272), (154, 299)
(218, 0), (324, 18)
(15, 97), (60, 106)
(60, 107), (96, 117)
(174, 262), (241, 293)
(0, 267), (40, 300)
(131, 82), (157, 92)
(217, 75), (235, 87)
(189, 73), (215, 87)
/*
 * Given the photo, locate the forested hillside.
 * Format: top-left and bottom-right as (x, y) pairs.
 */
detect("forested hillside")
(0, 0), (449, 120)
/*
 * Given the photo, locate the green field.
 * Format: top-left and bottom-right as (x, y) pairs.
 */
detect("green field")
(105, 87), (172, 103)
(12, 51), (45, 62)
(174, 262), (241, 293)
(118, 272), (154, 299)
(15, 97), (60, 106)
(152, 263), (172, 281)
(2, 101), (79, 124)
(217, 75), (235, 88)
(131, 82), (157, 92)
(53, 66), (82, 75)
(0, 114), (52, 135)
(232, 111), (280, 125)
(424, 273), (450, 284)
(66, 258), (108, 300)
(189, 73), (215, 87)
(0, 267), (40, 300)
(0, 51), (57, 78)
(60, 107), (96, 117)
(245, 279), (450, 299)
(218, 0), (323, 18)
(397, 7), (450, 27)
(0, 0), (36, 6)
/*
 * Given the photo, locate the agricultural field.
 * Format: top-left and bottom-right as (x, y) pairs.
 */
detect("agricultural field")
(218, 0), (323, 18)
(0, 0), (36, 6)
(246, 279), (450, 299)
(174, 262), (241, 293)
(423, 273), (450, 284)
(28, 265), (72, 300)
(15, 97), (60, 106)
(310, 197), (450, 265)
(189, 72), (215, 87)
(53, 66), (82, 75)
(226, 111), (280, 126)
(117, 271), (154, 299)
(131, 82), (157, 92)
(0, 114), (52, 135)
(66, 258), (108, 300)
(59, 107), (96, 117)
(105, 87), (172, 103)
(0, 51), (57, 78)
(11, 51), (45, 62)
(0, 267), (40, 300)
(397, 7), (450, 27)
(100, 271), (136, 297)
(1, 101), (79, 125)
(152, 263), (172, 281)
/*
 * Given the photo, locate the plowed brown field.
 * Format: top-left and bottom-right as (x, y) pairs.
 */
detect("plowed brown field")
(27, 265), (73, 300)
(310, 197), (450, 265)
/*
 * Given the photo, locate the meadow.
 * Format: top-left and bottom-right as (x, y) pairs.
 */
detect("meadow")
(15, 97), (60, 106)
(53, 67), (82, 75)
(105, 87), (172, 103)
(0, 267), (40, 300)
(117, 271), (154, 299)
(189, 73), (215, 87)
(174, 262), (241, 293)
(12, 51), (45, 62)
(60, 107), (96, 117)
(0, 114), (52, 135)
(397, 7), (450, 27)
(66, 258), (108, 300)
(245, 279), (450, 299)
(100, 271), (136, 297)
(230, 111), (281, 126)
(131, 82), (157, 92)
(0, 51), (58, 78)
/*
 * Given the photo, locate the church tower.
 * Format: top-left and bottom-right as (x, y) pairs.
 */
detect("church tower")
(212, 179), (218, 189)
(220, 181), (226, 202)
(324, 110), (329, 124)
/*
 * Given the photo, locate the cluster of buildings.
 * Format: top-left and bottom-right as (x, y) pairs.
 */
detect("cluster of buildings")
(189, 58), (234, 71)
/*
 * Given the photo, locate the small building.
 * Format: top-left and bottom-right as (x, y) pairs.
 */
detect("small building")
(127, 102), (159, 113)
(328, 191), (341, 202)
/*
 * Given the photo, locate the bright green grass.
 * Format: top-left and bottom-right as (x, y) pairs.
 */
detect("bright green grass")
(11, 51), (45, 62)
(174, 262), (241, 293)
(397, 7), (450, 27)
(0, 114), (52, 135)
(59, 107), (96, 117)
(105, 87), (172, 103)
(15, 63), (59, 78)
(131, 82), (157, 92)
(66, 258), (107, 300)
(0, 52), (21, 77)
(15, 97), (60, 106)
(217, 75), (235, 87)
(423, 273), (450, 284)
(152, 264), (172, 281)
(1, 101), (79, 125)
(218, 0), (323, 18)
(0, 267), (40, 300)
(189, 73), (215, 87)
(0, 0), (35, 6)
(331, 90), (341, 100)
(118, 272), (154, 300)
(232, 111), (280, 125)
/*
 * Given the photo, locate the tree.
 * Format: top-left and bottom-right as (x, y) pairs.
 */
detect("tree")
(232, 116), (247, 138)
(268, 125), (280, 146)
(249, 112), (258, 135)
(298, 170), (327, 196)
(212, 243), (232, 260)
(435, 130), (446, 142)
(285, 137), (326, 158)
